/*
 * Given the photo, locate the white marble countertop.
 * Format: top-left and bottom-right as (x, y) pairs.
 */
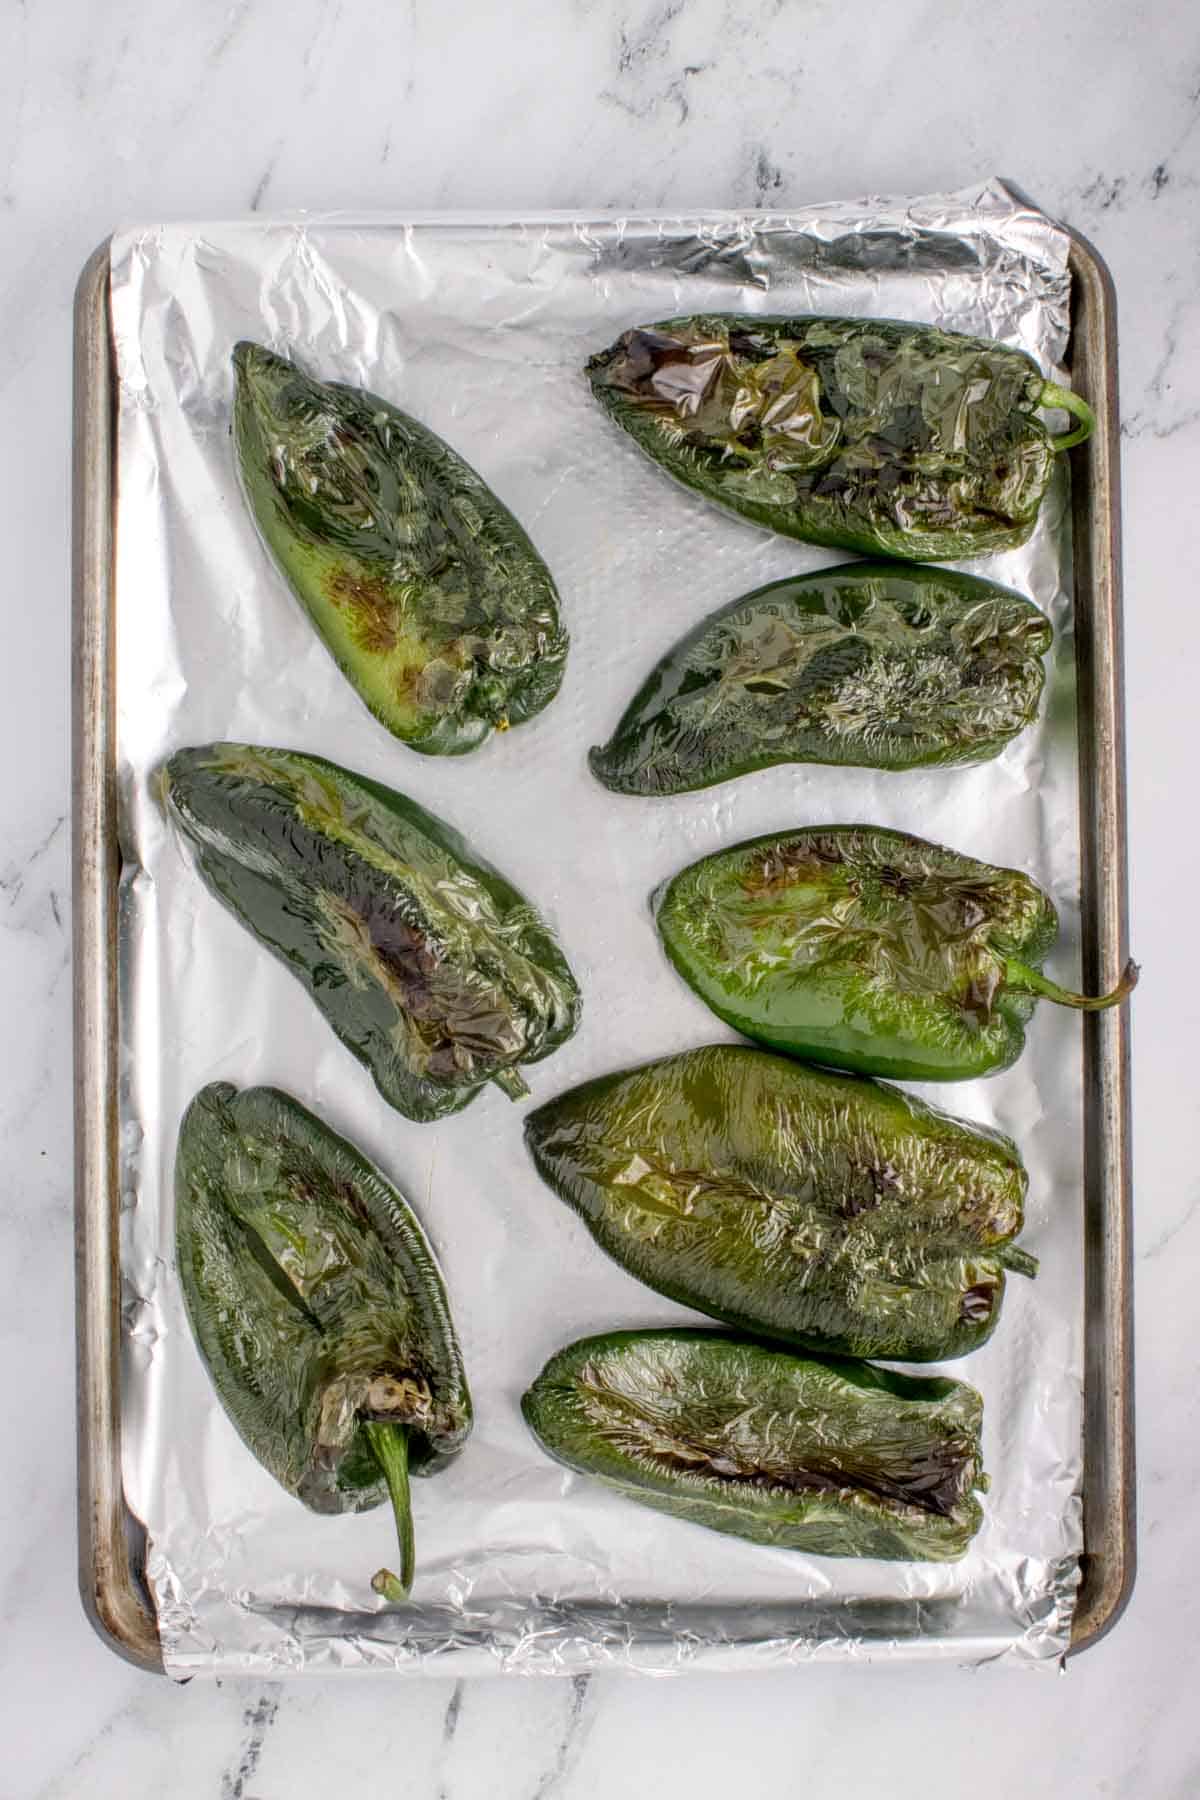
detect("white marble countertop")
(2, 0), (1197, 1793)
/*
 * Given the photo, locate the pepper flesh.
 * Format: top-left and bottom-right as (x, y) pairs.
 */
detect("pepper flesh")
(163, 743), (581, 1120)
(525, 1044), (1032, 1362)
(590, 562), (1052, 795)
(174, 1082), (472, 1601)
(523, 1330), (987, 1561)
(654, 825), (1137, 1082)
(234, 343), (568, 754)
(587, 315), (1093, 562)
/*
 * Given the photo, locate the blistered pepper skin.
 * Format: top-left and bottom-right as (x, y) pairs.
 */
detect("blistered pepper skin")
(523, 1330), (987, 1561)
(164, 744), (581, 1121)
(525, 1045), (1034, 1363)
(655, 827), (1136, 1082)
(234, 344), (568, 754)
(587, 315), (1093, 562)
(175, 1083), (472, 1598)
(590, 562), (1052, 795)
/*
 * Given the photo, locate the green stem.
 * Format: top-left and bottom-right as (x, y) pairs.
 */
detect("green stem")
(364, 1421), (414, 1604)
(1003, 955), (1139, 1012)
(1040, 380), (1095, 451)
(998, 1243), (1039, 1279)
(493, 1065), (530, 1102)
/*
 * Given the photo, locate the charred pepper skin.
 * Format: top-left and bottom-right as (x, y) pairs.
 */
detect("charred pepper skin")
(522, 1329), (987, 1561)
(234, 343), (568, 754)
(586, 315), (1094, 562)
(589, 562), (1052, 796)
(524, 1044), (1034, 1363)
(163, 744), (581, 1121)
(175, 1082), (472, 1601)
(654, 826), (1137, 1083)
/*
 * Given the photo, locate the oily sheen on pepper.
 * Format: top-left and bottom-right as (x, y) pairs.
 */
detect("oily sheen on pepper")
(654, 825), (1137, 1082)
(164, 744), (581, 1121)
(525, 1045), (1035, 1363)
(175, 1082), (472, 1601)
(235, 343), (568, 754)
(590, 561), (1052, 795)
(587, 314), (1093, 562)
(523, 1329), (988, 1561)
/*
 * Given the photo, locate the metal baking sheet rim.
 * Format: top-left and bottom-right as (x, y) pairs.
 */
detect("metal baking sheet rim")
(70, 216), (1135, 1677)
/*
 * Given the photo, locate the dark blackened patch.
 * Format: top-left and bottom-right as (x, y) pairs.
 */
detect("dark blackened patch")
(841, 1161), (899, 1220)
(647, 1432), (970, 1519)
(877, 864), (917, 899)
(220, 1691), (280, 1800)
(960, 1281), (998, 1325)
(593, 327), (724, 411)
(1151, 162), (1169, 195)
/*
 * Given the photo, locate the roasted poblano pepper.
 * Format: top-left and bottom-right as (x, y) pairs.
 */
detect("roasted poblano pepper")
(163, 744), (581, 1120)
(590, 562), (1051, 795)
(523, 1330), (987, 1561)
(175, 1082), (472, 1601)
(525, 1045), (1033, 1362)
(586, 315), (1093, 561)
(654, 825), (1137, 1082)
(234, 343), (568, 753)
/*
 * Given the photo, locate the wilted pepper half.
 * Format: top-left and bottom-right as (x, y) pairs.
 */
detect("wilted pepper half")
(587, 315), (1093, 562)
(163, 744), (581, 1121)
(523, 1329), (987, 1561)
(590, 562), (1051, 795)
(175, 1082), (472, 1601)
(525, 1044), (1034, 1362)
(654, 825), (1137, 1082)
(234, 343), (568, 754)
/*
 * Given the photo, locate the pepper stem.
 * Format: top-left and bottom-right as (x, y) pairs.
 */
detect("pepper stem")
(1003, 955), (1138, 1012)
(364, 1421), (414, 1604)
(998, 1243), (1039, 1279)
(1040, 380), (1095, 451)
(492, 1065), (531, 1101)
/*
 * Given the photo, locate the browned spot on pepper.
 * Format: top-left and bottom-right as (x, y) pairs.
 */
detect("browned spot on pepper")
(740, 834), (846, 897)
(960, 962), (1002, 1024)
(325, 567), (400, 653)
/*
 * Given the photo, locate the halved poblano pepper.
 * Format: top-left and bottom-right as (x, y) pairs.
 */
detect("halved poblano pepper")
(524, 1044), (1034, 1363)
(590, 562), (1052, 795)
(587, 315), (1093, 561)
(654, 826), (1137, 1082)
(163, 744), (581, 1121)
(234, 343), (568, 753)
(523, 1329), (987, 1561)
(175, 1082), (472, 1601)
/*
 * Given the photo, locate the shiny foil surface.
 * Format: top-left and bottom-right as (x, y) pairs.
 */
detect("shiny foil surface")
(111, 180), (1084, 1676)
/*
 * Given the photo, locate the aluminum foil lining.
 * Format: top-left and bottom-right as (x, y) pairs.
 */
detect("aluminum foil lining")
(110, 179), (1083, 1678)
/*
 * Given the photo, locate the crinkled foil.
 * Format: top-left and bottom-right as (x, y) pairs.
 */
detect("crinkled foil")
(111, 180), (1084, 1678)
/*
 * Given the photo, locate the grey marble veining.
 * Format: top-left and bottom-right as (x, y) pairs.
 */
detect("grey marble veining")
(1, 0), (1198, 1792)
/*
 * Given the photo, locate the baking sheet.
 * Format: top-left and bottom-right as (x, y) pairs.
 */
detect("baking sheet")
(111, 180), (1085, 1676)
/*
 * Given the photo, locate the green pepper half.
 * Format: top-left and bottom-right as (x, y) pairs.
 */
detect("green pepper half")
(175, 1082), (472, 1601)
(587, 315), (1093, 562)
(523, 1330), (987, 1561)
(163, 743), (581, 1121)
(525, 1044), (1033, 1362)
(234, 343), (568, 753)
(590, 562), (1052, 795)
(654, 824), (1136, 1081)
